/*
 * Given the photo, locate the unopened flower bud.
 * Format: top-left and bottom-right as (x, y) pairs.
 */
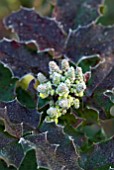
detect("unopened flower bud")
(65, 66), (75, 82)
(47, 107), (58, 118)
(37, 81), (52, 97)
(37, 84), (47, 93)
(58, 99), (69, 109)
(76, 67), (83, 76)
(65, 79), (71, 87)
(74, 99), (80, 109)
(56, 83), (69, 96)
(52, 72), (61, 85)
(37, 72), (47, 83)
(61, 59), (70, 71)
(49, 61), (61, 73)
(76, 82), (86, 93)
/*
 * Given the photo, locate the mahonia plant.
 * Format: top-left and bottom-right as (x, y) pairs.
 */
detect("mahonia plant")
(0, 0), (114, 170)
(37, 59), (86, 123)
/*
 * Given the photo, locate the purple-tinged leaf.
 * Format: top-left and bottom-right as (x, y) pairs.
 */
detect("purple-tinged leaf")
(0, 131), (24, 169)
(0, 100), (41, 134)
(65, 24), (114, 63)
(53, 0), (103, 33)
(22, 129), (81, 170)
(0, 39), (52, 77)
(0, 108), (23, 138)
(4, 8), (66, 53)
(85, 59), (114, 119)
(79, 137), (114, 170)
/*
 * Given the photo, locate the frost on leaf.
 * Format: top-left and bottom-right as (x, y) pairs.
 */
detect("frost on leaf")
(79, 137), (114, 170)
(86, 58), (114, 119)
(0, 100), (41, 134)
(0, 131), (24, 169)
(65, 23), (114, 62)
(53, 0), (103, 33)
(0, 61), (18, 102)
(0, 107), (23, 138)
(21, 122), (81, 170)
(0, 39), (52, 77)
(4, 8), (66, 53)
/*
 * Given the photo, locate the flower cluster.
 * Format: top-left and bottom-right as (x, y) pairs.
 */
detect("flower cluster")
(37, 59), (86, 123)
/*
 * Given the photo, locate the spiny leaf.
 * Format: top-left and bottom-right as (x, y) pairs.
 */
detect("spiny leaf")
(79, 137), (114, 170)
(0, 61), (18, 102)
(0, 39), (52, 77)
(0, 107), (23, 138)
(0, 129), (24, 169)
(86, 60), (114, 119)
(4, 8), (66, 53)
(65, 23), (114, 63)
(21, 122), (81, 170)
(19, 149), (38, 170)
(0, 100), (41, 134)
(53, 0), (103, 32)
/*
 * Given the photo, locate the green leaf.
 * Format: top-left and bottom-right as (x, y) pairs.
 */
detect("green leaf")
(0, 62), (18, 102)
(98, 0), (114, 26)
(0, 129), (24, 169)
(19, 149), (37, 170)
(78, 54), (101, 73)
(16, 87), (36, 109)
(79, 137), (114, 170)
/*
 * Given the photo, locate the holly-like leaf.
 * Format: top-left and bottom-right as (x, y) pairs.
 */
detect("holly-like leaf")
(21, 122), (81, 170)
(65, 23), (114, 63)
(0, 39), (52, 77)
(79, 137), (114, 170)
(53, 0), (103, 32)
(0, 100), (41, 134)
(0, 61), (18, 102)
(19, 149), (38, 170)
(0, 107), (23, 138)
(0, 128), (24, 169)
(85, 60), (114, 119)
(4, 8), (66, 53)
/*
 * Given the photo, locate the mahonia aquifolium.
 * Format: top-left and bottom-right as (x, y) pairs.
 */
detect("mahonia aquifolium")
(37, 59), (86, 123)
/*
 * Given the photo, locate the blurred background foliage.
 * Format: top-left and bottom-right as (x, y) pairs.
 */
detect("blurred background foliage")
(0, 0), (114, 39)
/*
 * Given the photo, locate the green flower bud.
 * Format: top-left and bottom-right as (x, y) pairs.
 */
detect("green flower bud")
(58, 99), (69, 109)
(47, 107), (58, 118)
(65, 79), (71, 87)
(37, 81), (52, 98)
(56, 83), (69, 96)
(37, 72), (47, 83)
(37, 84), (48, 93)
(76, 82), (86, 93)
(49, 61), (61, 73)
(61, 59), (70, 71)
(52, 72), (61, 85)
(76, 67), (83, 76)
(65, 66), (75, 83)
(74, 98), (80, 109)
